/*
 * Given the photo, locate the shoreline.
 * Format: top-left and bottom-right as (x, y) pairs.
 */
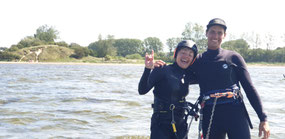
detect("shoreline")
(0, 61), (145, 66)
(0, 61), (284, 67)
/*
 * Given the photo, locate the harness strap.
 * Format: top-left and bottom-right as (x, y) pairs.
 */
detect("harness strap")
(205, 97), (218, 139)
(203, 91), (238, 100)
(170, 104), (178, 138)
(198, 98), (205, 139)
(210, 91), (237, 98)
(182, 99), (200, 139)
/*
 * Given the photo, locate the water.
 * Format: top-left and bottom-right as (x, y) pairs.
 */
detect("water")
(0, 63), (284, 139)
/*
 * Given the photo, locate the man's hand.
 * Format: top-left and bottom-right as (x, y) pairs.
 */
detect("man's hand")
(154, 60), (166, 68)
(145, 50), (154, 69)
(259, 121), (270, 139)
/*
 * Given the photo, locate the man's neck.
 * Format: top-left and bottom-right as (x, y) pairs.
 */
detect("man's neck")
(208, 46), (221, 50)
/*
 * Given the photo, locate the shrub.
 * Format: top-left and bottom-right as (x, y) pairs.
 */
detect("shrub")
(104, 55), (112, 61)
(125, 53), (143, 59)
(8, 45), (19, 51)
(55, 41), (68, 47)
(17, 36), (44, 48)
(70, 46), (90, 59)
(0, 51), (20, 61)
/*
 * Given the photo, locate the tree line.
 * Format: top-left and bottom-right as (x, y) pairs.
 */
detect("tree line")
(0, 23), (285, 63)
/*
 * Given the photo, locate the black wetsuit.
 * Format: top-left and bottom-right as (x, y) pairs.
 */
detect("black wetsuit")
(189, 48), (267, 139)
(138, 62), (194, 139)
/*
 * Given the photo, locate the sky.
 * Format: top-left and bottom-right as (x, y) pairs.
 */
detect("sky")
(0, 0), (284, 49)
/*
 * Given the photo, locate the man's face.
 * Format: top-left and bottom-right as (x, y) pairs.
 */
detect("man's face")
(206, 25), (226, 50)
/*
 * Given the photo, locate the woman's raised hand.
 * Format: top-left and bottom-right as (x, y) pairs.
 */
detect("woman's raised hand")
(145, 50), (154, 69)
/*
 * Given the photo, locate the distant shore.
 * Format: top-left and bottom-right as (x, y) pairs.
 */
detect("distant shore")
(0, 61), (284, 67)
(0, 61), (144, 66)
(246, 62), (285, 67)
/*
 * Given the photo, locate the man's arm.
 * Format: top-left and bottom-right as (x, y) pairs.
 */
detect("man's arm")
(232, 53), (270, 139)
(154, 60), (166, 68)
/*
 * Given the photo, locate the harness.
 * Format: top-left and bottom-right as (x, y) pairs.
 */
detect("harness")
(152, 98), (199, 139)
(201, 86), (241, 106)
(199, 85), (238, 139)
(197, 85), (253, 139)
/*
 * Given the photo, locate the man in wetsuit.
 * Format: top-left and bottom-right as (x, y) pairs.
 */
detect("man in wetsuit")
(192, 18), (270, 139)
(138, 40), (198, 139)
(155, 18), (270, 139)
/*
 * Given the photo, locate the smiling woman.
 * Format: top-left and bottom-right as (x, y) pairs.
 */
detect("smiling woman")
(138, 40), (198, 138)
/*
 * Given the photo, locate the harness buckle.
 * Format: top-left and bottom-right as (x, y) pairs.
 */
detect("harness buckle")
(169, 104), (175, 110)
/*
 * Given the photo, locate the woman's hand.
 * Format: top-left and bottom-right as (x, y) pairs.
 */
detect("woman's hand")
(145, 50), (154, 69)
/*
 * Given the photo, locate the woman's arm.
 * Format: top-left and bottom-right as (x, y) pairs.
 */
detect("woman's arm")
(138, 68), (152, 95)
(138, 50), (164, 95)
(138, 50), (155, 95)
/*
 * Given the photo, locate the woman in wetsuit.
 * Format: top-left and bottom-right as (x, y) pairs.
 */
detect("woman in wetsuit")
(138, 40), (198, 139)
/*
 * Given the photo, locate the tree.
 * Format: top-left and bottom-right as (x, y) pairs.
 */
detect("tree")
(68, 43), (90, 59)
(222, 39), (249, 58)
(71, 47), (90, 59)
(222, 39), (249, 50)
(247, 48), (265, 62)
(55, 41), (68, 47)
(69, 43), (82, 49)
(252, 33), (262, 49)
(0, 51), (20, 61)
(241, 32), (262, 49)
(273, 47), (285, 62)
(144, 37), (163, 53)
(182, 22), (194, 40)
(182, 22), (207, 51)
(264, 33), (275, 50)
(17, 36), (43, 49)
(35, 25), (59, 43)
(88, 38), (117, 57)
(227, 33), (238, 41)
(8, 45), (19, 51)
(166, 37), (182, 54)
(113, 39), (144, 57)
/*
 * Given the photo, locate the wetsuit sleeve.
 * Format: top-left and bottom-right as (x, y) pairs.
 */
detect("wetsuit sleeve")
(186, 68), (198, 85)
(138, 67), (164, 95)
(232, 53), (267, 122)
(186, 59), (199, 85)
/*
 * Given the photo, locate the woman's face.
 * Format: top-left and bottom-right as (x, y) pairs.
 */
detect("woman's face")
(176, 48), (194, 69)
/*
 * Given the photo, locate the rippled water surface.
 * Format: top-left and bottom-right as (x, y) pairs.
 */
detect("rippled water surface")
(0, 63), (284, 139)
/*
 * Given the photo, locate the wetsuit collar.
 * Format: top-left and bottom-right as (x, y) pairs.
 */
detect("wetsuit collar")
(173, 62), (186, 72)
(207, 47), (223, 54)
